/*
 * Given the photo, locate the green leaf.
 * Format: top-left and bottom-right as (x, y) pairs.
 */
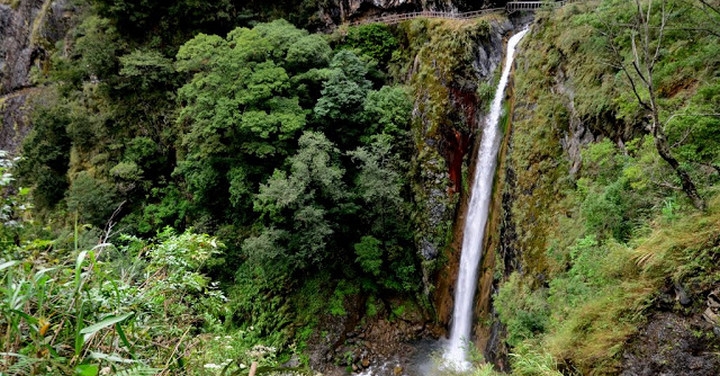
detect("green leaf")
(80, 312), (133, 342)
(0, 260), (19, 272)
(115, 323), (134, 358)
(75, 305), (85, 355)
(10, 309), (39, 327)
(88, 351), (139, 364)
(75, 364), (99, 376)
(74, 250), (90, 290)
(33, 267), (57, 283)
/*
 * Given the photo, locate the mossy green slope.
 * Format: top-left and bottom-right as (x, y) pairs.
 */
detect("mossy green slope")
(498, 0), (720, 374)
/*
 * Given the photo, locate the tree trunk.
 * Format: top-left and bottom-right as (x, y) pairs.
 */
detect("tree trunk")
(653, 126), (706, 210)
(647, 63), (705, 211)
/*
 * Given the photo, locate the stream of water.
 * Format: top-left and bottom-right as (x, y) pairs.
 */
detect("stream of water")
(443, 27), (529, 371)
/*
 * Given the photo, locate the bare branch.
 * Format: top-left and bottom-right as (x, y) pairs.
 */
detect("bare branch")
(699, 162), (720, 175)
(652, 0), (668, 69)
(631, 57), (652, 88)
(671, 127), (693, 148)
(621, 65), (654, 112)
(698, 0), (720, 16)
(601, 14), (654, 113)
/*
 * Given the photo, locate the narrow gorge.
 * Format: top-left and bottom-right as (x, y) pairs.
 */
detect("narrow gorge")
(444, 27), (527, 371)
(1, 0), (719, 375)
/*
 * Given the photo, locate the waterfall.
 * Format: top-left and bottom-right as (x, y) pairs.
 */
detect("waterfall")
(444, 28), (529, 370)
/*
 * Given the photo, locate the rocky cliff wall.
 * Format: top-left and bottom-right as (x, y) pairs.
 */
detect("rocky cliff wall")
(395, 15), (513, 325)
(494, 3), (720, 373)
(0, 0), (73, 153)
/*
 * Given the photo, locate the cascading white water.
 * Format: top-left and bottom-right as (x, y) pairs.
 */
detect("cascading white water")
(444, 28), (529, 370)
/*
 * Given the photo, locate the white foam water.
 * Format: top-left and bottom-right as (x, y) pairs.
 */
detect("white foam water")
(443, 27), (529, 371)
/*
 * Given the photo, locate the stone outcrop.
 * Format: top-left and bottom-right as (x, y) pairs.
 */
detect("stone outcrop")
(621, 311), (720, 376)
(0, 0), (73, 153)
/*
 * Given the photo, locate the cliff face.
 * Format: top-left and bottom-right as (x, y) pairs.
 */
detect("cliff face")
(493, 2), (720, 373)
(0, 0), (73, 152)
(396, 16), (513, 327)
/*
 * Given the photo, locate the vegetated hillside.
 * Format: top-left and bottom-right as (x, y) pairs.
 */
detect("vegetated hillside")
(3, 0), (718, 374)
(494, 0), (720, 374)
(4, 17), (422, 376)
(0, 0), (519, 373)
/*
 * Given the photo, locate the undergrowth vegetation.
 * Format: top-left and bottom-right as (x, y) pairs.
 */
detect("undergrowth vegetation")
(497, 0), (720, 374)
(0, 155), (317, 375)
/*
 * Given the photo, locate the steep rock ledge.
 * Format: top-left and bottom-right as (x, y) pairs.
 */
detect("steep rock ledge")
(494, 4), (720, 373)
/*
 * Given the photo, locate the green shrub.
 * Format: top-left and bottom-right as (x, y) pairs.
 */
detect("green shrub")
(0, 228), (227, 375)
(495, 274), (550, 347)
(345, 23), (399, 68)
(65, 171), (120, 227)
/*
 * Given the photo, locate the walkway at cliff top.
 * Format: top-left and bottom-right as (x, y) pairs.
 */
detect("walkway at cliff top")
(351, 1), (577, 25)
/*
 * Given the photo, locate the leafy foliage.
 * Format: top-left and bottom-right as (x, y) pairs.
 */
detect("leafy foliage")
(344, 23), (399, 69)
(0, 227), (229, 374)
(246, 131), (346, 280)
(17, 3), (448, 371)
(17, 103), (72, 210)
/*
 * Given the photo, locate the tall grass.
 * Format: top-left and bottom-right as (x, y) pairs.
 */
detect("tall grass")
(0, 228), (225, 375)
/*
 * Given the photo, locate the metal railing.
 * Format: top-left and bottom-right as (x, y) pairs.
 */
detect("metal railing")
(506, 1), (575, 12)
(350, 1), (580, 26)
(350, 8), (504, 26)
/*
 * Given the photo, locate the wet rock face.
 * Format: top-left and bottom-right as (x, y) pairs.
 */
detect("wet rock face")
(0, 93), (35, 152)
(415, 19), (512, 264)
(304, 296), (438, 376)
(0, 0), (72, 152)
(0, 0), (69, 93)
(621, 312), (720, 376)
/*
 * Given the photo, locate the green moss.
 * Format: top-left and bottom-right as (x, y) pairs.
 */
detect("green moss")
(499, 1), (720, 373)
(397, 17), (494, 139)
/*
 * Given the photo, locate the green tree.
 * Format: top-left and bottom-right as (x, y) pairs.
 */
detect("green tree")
(245, 131), (347, 281)
(314, 50), (373, 149)
(348, 135), (405, 233)
(174, 23), (312, 220)
(602, 0), (705, 209)
(92, 0), (235, 43)
(354, 236), (383, 277)
(73, 16), (122, 80)
(314, 50), (371, 122)
(18, 103), (72, 211)
(348, 135), (417, 292)
(118, 49), (175, 91)
(345, 23), (399, 69)
(65, 171), (121, 227)
(361, 85), (412, 141)
(286, 34), (333, 73)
